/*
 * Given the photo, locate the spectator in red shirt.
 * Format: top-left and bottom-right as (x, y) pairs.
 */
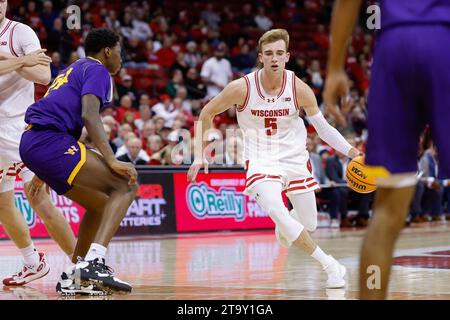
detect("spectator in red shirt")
(115, 95), (140, 123)
(156, 35), (177, 69)
(313, 25), (329, 50)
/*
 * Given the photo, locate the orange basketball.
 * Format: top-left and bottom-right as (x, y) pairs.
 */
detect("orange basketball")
(345, 155), (377, 193)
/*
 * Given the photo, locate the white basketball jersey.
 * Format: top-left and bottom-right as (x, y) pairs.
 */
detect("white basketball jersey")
(236, 69), (309, 168)
(0, 19), (41, 122)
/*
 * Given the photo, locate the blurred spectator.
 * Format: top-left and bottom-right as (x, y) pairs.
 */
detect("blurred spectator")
(123, 37), (149, 68)
(175, 86), (193, 114)
(238, 3), (257, 30)
(46, 18), (73, 63)
(40, 0), (58, 32)
(119, 11), (134, 40)
(145, 40), (160, 69)
(324, 151), (352, 228)
(113, 123), (133, 148)
(117, 137), (148, 165)
(135, 105), (152, 132)
(288, 56), (308, 81)
(307, 60), (324, 89)
(152, 95), (179, 127)
(200, 3), (221, 30)
(116, 74), (139, 107)
(185, 68), (207, 100)
(116, 132), (150, 161)
(184, 41), (201, 69)
(105, 10), (121, 32)
(103, 123), (117, 154)
(307, 137), (326, 184)
(120, 110), (138, 133)
(419, 144), (443, 221)
(313, 25), (329, 50)
(167, 69), (184, 98)
(171, 52), (190, 76)
(349, 105), (367, 137)
(254, 6), (273, 31)
(50, 52), (66, 80)
(232, 43), (255, 74)
(102, 115), (118, 139)
(141, 120), (157, 152)
(132, 10), (153, 41)
(200, 42), (232, 100)
(153, 116), (166, 133)
(410, 180), (427, 223)
(225, 136), (244, 166)
(147, 134), (163, 156)
(156, 35), (177, 69)
(67, 51), (80, 65)
(115, 95), (139, 122)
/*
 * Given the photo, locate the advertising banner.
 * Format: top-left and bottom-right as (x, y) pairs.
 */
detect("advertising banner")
(115, 171), (177, 235)
(0, 180), (85, 239)
(173, 172), (275, 232)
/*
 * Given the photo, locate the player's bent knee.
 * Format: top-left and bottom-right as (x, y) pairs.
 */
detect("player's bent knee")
(304, 220), (317, 232)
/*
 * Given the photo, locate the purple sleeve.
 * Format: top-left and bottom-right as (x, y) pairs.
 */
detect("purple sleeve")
(81, 64), (112, 106)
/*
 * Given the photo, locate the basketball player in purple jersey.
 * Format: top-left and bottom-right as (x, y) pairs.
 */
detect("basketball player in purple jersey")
(20, 28), (138, 295)
(324, 0), (450, 299)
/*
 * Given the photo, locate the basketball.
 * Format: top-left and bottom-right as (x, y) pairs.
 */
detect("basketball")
(346, 155), (377, 193)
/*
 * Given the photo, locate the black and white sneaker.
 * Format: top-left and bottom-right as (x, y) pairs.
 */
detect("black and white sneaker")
(74, 258), (132, 294)
(56, 271), (106, 296)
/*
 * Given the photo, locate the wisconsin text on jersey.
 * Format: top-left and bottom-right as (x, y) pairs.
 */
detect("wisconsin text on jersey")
(250, 109), (290, 117)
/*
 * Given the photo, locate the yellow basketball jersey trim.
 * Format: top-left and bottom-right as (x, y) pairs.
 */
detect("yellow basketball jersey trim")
(364, 165), (391, 179)
(67, 142), (87, 185)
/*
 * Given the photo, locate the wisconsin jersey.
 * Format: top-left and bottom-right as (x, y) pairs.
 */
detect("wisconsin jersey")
(24, 57), (113, 140)
(237, 69), (309, 169)
(237, 69), (318, 195)
(0, 18), (41, 121)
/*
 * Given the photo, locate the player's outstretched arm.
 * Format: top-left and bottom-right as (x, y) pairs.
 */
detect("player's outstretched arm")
(296, 77), (360, 159)
(323, 0), (362, 125)
(187, 78), (247, 181)
(0, 50), (51, 75)
(82, 94), (137, 185)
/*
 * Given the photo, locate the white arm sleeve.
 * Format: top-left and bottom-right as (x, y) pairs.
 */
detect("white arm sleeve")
(308, 111), (353, 157)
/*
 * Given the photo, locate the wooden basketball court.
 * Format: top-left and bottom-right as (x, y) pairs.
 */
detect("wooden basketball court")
(1, 222), (450, 300)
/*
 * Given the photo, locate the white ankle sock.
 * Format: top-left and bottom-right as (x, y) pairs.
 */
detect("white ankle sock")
(311, 246), (332, 268)
(84, 243), (107, 262)
(20, 243), (40, 266)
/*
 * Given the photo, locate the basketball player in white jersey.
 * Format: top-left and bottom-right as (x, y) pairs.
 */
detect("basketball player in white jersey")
(0, 0), (76, 286)
(188, 29), (361, 288)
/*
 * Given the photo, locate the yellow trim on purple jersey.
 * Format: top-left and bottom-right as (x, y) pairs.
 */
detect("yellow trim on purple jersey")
(364, 165), (391, 179)
(67, 141), (86, 185)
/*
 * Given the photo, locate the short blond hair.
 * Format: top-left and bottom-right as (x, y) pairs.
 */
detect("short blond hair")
(257, 29), (289, 53)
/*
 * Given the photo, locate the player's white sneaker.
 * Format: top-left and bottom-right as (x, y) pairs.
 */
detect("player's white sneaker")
(3, 252), (50, 286)
(324, 256), (346, 289)
(275, 209), (299, 248)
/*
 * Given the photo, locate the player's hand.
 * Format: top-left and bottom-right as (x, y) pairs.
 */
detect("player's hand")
(323, 70), (349, 127)
(26, 176), (50, 201)
(109, 160), (138, 186)
(348, 147), (363, 159)
(22, 49), (52, 67)
(187, 158), (209, 182)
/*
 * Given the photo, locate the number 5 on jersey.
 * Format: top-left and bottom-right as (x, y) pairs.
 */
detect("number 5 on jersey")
(44, 67), (74, 97)
(265, 117), (277, 136)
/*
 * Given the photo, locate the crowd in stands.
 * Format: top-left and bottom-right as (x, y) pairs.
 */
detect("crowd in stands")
(10, 0), (449, 226)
